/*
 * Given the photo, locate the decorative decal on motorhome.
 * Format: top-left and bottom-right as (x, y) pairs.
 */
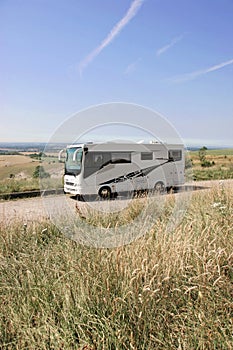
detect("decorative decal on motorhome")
(99, 160), (171, 185)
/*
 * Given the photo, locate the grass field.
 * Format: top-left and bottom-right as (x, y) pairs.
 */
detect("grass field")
(191, 148), (233, 157)
(0, 183), (232, 349)
(0, 155), (38, 180)
(188, 148), (233, 181)
(0, 154), (63, 194)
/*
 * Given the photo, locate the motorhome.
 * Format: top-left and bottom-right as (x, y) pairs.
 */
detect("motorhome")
(60, 141), (185, 198)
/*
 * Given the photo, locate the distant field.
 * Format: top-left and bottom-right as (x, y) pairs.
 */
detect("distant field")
(0, 154), (38, 180)
(188, 148), (233, 181)
(0, 153), (63, 193)
(191, 148), (233, 157)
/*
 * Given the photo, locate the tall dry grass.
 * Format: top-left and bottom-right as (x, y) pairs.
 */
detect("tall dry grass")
(0, 183), (232, 349)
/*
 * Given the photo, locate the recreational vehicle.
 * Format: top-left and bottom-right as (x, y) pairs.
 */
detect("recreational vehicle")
(60, 142), (185, 198)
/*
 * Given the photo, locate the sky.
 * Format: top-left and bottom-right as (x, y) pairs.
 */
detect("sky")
(1, 0), (233, 147)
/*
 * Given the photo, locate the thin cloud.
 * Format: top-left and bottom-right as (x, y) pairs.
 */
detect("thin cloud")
(156, 35), (184, 56)
(168, 58), (233, 83)
(124, 58), (141, 75)
(78, 0), (144, 75)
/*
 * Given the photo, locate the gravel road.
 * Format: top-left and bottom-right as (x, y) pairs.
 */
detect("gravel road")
(0, 179), (232, 224)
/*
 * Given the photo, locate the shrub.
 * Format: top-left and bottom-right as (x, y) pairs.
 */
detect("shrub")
(33, 165), (50, 179)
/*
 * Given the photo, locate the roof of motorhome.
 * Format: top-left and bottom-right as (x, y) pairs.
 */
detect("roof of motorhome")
(66, 142), (184, 151)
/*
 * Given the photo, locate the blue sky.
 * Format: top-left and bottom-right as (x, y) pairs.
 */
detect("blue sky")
(1, 0), (233, 146)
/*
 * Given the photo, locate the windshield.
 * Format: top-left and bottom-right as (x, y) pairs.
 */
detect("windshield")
(65, 147), (83, 175)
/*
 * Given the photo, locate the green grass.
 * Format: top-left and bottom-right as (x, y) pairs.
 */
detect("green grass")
(0, 178), (40, 194)
(0, 154), (63, 194)
(193, 168), (233, 181)
(190, 148), (233, 157)
(0, 177), (63, 194)
(0, 183), (232, 349)
(188, 148), (233, 181)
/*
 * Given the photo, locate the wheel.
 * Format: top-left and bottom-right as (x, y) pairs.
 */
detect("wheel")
(134, 189), (148, 198)
(154, 181), (165, 194)
(167, 186), (173, 194)
(98, 186), (111, 199)
(76, 194), (84, 201)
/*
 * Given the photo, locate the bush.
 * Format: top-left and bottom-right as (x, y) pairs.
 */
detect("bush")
(201, 160), (212, 167)
(29, 152), (46, 160)
(33, 165), (50, 179)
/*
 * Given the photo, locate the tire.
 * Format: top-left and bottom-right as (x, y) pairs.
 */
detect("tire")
(98, 186), (111, 199)
(134, 189), (148, 198)
(154, 181), (166, 195)
(167, 186), (173, 194)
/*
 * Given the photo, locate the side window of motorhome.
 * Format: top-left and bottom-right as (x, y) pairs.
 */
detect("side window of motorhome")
(111, 152), (131, 164)
(84, 151), (132, 178)
(168, 150), (182, 161)
(141, 152), (153, 160)
(84, 152), (111, 178)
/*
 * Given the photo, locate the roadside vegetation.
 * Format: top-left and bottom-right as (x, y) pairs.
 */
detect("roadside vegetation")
(187, 148), (233, 181)
(0, 183), (232, 349)
(0, 153), (62, 194)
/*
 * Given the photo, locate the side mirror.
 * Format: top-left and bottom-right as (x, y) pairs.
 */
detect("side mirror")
(58, 149), (65, 162)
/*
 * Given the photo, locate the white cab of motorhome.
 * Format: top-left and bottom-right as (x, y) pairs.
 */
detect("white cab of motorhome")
(59, 141), (185, 198)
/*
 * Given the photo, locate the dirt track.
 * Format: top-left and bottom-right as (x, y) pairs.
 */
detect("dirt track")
(0, 179), (232, 224)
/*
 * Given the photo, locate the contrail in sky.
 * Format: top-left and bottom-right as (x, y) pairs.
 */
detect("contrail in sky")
(169, 58), (233, 83)
(156, 35), (184, 56)
(78, 0), (144, 75)
(124, 57), (141, 75)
